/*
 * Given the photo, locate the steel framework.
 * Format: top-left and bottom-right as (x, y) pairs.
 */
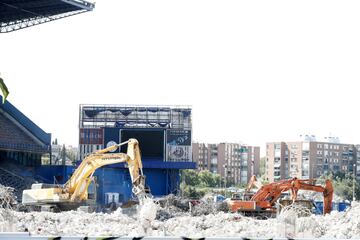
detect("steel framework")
(79, 104), (192, 130)
(0, 0), (94, 33)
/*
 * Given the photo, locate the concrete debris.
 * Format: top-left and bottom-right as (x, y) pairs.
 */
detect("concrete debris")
(0, 184), (17, 209)
(0, 185), (17, 232)
(1, 191), (360, 238)
(279, 202), (313, 218)
(156, 194), (228, 218)
(0, 202), (356, 238)
(138, 197), (158, 229)
(277, 203), (313, 238)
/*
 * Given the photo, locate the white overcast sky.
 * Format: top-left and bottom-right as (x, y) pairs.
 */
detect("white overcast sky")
(1, 0), (360, 155)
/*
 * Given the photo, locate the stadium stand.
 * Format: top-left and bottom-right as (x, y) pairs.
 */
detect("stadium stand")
(0, 96), (51, 200)
(0, 167), (32, 201)
(0, 111), (41, 148)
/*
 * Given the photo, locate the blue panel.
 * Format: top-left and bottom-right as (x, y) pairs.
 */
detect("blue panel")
(143, 160), (196, 169)
(143, 169), (167, 196)
(94, 168), (132, 203)
(103, 127), (120, 152)
(109, 160), (196, 169)
(338, 202), (349, 212)
(314, 201), (323, 214)
(35, 165), (183, 205)
(35, 165), (74, 184)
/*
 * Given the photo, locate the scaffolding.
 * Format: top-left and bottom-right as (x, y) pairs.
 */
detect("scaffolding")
(79, 104), (192, 130)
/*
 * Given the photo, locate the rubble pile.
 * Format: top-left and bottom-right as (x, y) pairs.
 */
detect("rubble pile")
(0, 184), (17, 232)
(296, 201), (360, 239)
(1, 195), (360, 238)
(297, 189), (345, 202)
(156, 194), (228, 219)
(0, 184), (17, 209)
(12, 208), (279, 238)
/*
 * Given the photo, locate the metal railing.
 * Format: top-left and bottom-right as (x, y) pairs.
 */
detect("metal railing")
(0, 142), (50, 153)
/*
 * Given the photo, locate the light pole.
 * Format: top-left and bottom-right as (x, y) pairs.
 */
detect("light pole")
(353, 163), (356, 201)
(223, 164), (227, 197)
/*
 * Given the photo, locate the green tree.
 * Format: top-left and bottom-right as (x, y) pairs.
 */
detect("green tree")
(199, 170), (217, 187)
(319, 172), (360, 201)
(260, 156), (266, 176)
(181, 169), (225, 188)
(182, 186), (207, 199)
(182, 169), (200, 186)
(213, 174), (224, 188)
(61, 144), (66, 165)
(66, 149), (77, 164)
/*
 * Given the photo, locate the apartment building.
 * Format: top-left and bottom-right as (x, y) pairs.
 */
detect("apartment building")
(266, 140), (358, 182)
(192, 142), (260, 185)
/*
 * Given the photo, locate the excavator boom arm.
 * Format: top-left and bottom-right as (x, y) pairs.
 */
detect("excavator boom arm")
(64, 138), (146, 202)
(22, 138), (149, 207)
(246, 176), (333, 215)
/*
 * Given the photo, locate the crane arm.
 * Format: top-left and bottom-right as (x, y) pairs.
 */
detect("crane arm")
(64, 139), (146, 202)
(246, 175), (263, 192)
(292, 179), (333, 214)
(250, 179), (293, 204)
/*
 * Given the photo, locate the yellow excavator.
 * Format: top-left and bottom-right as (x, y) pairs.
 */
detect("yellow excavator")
(22, 138), (150, 211)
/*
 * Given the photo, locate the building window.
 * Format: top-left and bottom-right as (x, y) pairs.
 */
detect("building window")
(317, 144), (323, 149)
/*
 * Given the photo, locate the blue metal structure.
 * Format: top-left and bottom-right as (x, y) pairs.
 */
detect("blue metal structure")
(76, 104), (196, 205)
(0, 100), (194, 204)
(34, 161), (193, 203)
(314, 201), (350, 214)
(0, 96), (51, 166)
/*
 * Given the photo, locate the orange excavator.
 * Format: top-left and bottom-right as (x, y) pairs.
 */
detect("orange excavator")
(228, 176), (333, 216)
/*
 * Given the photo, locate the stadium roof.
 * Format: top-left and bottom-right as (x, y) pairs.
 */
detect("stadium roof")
(0, 0), (95, 33)
(0, 95), (51, 148)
